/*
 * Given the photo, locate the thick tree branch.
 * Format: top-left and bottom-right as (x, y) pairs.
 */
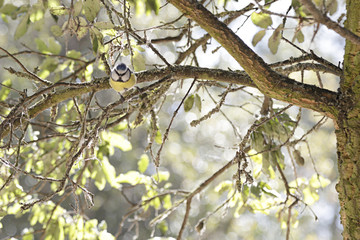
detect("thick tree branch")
(166, 0), (338, 118)
(0, 65), (338, 139)
(299, 0), (360, 45)
(175, 3), (255, 64)
(275, 62), (342, 76)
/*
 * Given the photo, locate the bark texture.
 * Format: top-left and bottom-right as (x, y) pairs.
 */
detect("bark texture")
(166, 0), (360, 239)
(335, 1), (360, 239)
(167, 0), (338, 118)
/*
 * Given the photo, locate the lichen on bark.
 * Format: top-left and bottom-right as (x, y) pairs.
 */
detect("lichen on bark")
(335, 1), (360, 239)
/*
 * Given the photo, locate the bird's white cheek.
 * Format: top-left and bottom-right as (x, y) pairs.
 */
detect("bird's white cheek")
(111, 71), (119, 81)
(121, 70), (131, 82)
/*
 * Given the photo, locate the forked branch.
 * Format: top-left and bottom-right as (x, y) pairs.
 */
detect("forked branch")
(0, 65), (339, 140)
(167, 0), (339, 118)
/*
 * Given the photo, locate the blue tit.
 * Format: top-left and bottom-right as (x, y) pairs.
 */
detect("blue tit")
(109, 63), (137, 92)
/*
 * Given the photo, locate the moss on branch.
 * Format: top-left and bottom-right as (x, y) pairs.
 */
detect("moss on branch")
(167, 0), (339, 118)
(0, 66), (338, 139)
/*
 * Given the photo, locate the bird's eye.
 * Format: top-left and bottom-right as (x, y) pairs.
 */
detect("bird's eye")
(116, 63), (127, 71)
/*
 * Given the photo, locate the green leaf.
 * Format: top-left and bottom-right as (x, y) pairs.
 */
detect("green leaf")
(313, 0), (322, 6)
(84, 63), (93, 82)
(45, 219), (65, 240)
(0, 4), (17, 15)
(94, 170), (106, 190)
(94, 21), (115, 29)
(327, 0), (338, 15)
(293, 149), (305, 166)
(152, 171), (169, 182)
(215, 180), (232, 194)
(7, 202), (21, 215)
(35, 38), (48, 52)
(309, 174), (331, 188)
(303, 186), (319, 205)
(131, 0), (162, 16)
(57, 218), (65, 240)
(68, 223), (76, 239)
(157, 221), (169, 235)
(241, 185), (250, 203)
(293, 30), (304, 43)
(22, 230), (34, 240)
(49, 6), (68, 16)
(163, 194), (172, 209)
(270, 149), (284, 169)
(101, 157), (120, 188)
(99, 231), (115, 240)
(291, 0), (301, 8)
(75, 17), (88, 40)
(85, 219), (98, 233)
(138, 154), (149, 173)
(195, 94), (202, 112)
(0, 79), (12, 101)
(73, 1), (83, 16)
(83, 0), (100, 22)
(268, 23), (283, 54)
(47, 0), (61, 8)
(39, 58), (58, 78)
(101, 131), (132, 152)
(155, 130), (162, 144)
(48, 37), (61, 54)
(133, 51), (146, 71)
(261, 153), (271, 177)
(151, 197), (161, 209)
(75, 216), (84, 236)
(252, 30), (266, 46)
(122, 48), (130, 56)
(14, 14), (29, 39)
(135, 45), (145, 52)
(250, 130), (265, 152)
(251, 185), (261, 198)
(116, 171), (150, 185)
(133, 0), (145, 16)
(145, 0), (160, 15)
(98, 220), (108, 231)
(50, 25), (62, 36)
(30, 6), (44, 22)
(184, 94), (194, 112)
(249, 149), (262, 164)
(0, 0), (4, 8)
(66, 50), (82, 59)
(90, 30), (99, 53)
(91, 27), (103, 45)
(251, 12), (272, 28)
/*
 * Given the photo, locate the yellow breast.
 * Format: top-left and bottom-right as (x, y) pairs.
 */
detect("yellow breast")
(109, 74), (136, 92)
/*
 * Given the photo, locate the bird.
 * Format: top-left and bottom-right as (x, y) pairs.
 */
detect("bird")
(109, 63), (136, 92)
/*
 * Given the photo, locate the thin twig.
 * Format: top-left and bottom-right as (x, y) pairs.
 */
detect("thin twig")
(190, 84), (232, 127)
(299, 0), (360, 45)
(0, 46), (52, 86)
(154, 79), (197, 167)
(286, 199), (299, 240)
(177, 198), (192, 240)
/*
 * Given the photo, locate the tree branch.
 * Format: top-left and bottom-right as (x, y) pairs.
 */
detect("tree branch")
(0, 46), (52, 86)
(166, 0), (339, 118)
(175, 3), (255, 64)
(299, 0), (360, 45)
(0, 65), (339, 140)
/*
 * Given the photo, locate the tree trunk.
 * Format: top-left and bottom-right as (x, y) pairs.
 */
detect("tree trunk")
(335, 1), (360, 239)
(166, 0), (360, 238)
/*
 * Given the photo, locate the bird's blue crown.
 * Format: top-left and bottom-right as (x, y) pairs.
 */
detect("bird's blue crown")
(116, 63), (127, 72)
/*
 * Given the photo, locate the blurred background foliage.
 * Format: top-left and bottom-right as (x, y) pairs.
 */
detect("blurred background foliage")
(0, 0), (343, 239)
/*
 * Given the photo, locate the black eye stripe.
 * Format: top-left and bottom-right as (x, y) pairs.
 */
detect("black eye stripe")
(114, 68), (130, 77)
(115, 79), (125, 82)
